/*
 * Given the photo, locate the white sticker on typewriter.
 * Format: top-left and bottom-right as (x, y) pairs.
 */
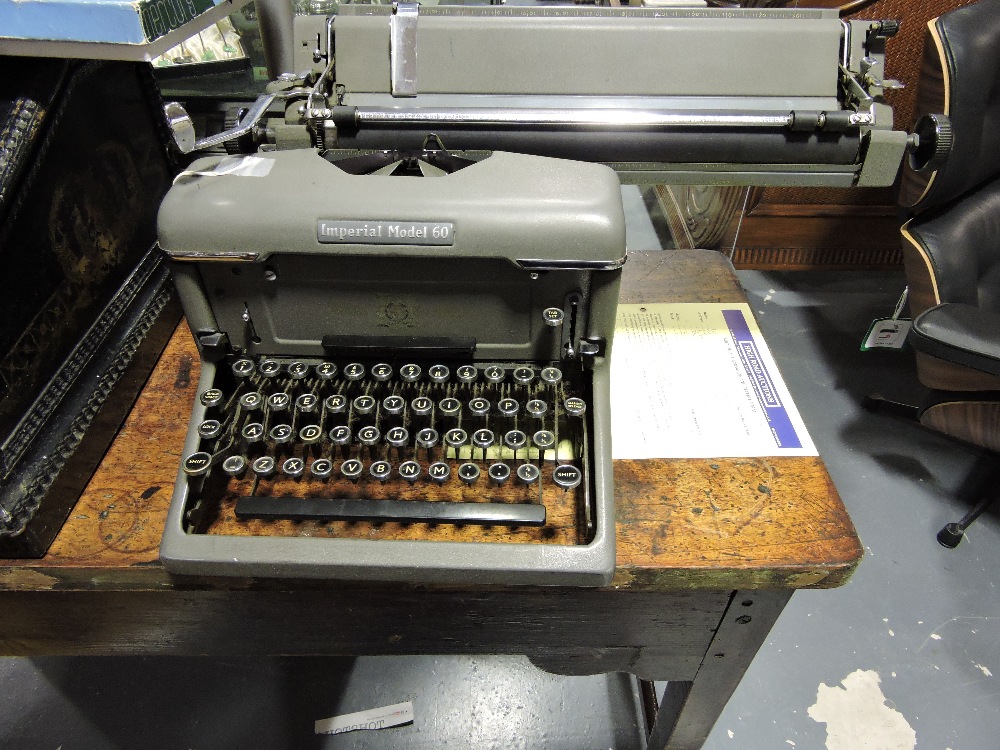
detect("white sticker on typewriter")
(611, 302), (817, 459)
(172, 155), (274, 184)
(314, 701), (414, 735)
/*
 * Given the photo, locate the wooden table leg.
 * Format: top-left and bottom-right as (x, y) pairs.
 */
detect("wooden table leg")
(646, 590), (792, 750)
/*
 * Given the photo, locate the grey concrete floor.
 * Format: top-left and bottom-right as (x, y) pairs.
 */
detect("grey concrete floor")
(697, 269), (1000, 750)
(2, 188), (998, 749)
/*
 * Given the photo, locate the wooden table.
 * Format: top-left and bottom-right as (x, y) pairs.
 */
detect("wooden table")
(0, 249), (862, 750)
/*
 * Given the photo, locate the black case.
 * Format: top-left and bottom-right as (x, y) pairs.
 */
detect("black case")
(0, 58), (180, 557)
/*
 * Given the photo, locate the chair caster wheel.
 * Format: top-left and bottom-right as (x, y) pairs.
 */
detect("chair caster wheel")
(937, 522), (965, 548)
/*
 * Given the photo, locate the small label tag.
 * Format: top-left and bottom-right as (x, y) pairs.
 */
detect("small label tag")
(861, 318), (911, 351)
(317, 220), (454, 246)
(314, 701), (414, 735)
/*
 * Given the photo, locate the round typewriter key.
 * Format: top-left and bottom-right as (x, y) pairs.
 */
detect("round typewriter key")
(428, 364), (450, 383)
(428, 461), (451, 483)
(386, 426), (409, 448)
(553, 464), (582, 490)
(512, 366), (534, 385)
(382, 395), (405, 416)
(340, 458), (363, 480)
(417, 427), (439, 448)
(282, 457), (305, 478)
(200, 388), (224, 408)
(399, 460), (422, 482)
(540, 366), (562, 384)
(564, 397), (587, 417)
(343, 362), (365, 381)
(267, 392), (291, 411)
(411, 396), (433, 416)
(458, 462), (481, 485)
(329, 425), (352, 446)
(533, 430), (556, 450)
(182, 452), (212, 477)
(472, 428), (495, 450)
(270, 424), (293, 443)
(222, 455), (247, 477)
(299, 424), (323, 444)
(231, 358), (255, 377)
(525, 399), (548, 418)
(456, 365), (477, 383)
(371, 363), (393, 382)
(410, 396), (434, 417)
(469, 397), (490, 417)
(504, 429), (528, 451)
(324, 394), (347, 414)
(488, 462), (511, 485)
(497, 398), (519, 417)
(242, 422), (265, 443)
(259, 359), (281, 377)
(543, 307), (565, 327)
(296, 393), (319, 412)
(484, 365), (504, 384)
(352, 395), (376, 415)
(416, 427), (439, 449)
(516, 463), (540, 485)
(400, 363), (422, 382)
(310, 458), (333, 479)
(369, 460), (392, 482)
(358, 425), (381, 446)
(251, 455), (276, 477)
(239, 392), (263, 411)
(315, 362), (338, 380)
(287, 361), (309, 379)
(444, 428), (468, 448)
(439, 398), (462, 418)
(198, 419), (222, 439)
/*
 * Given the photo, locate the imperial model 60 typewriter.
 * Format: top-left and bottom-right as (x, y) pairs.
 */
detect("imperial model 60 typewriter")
(157, 147), (624, 585)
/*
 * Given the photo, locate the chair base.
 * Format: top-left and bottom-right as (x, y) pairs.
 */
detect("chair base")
(937, 494), (999, 549)
(862, 393), (921, 421)
(937, 522), (966, 548)
(865, 393), (1000, 548)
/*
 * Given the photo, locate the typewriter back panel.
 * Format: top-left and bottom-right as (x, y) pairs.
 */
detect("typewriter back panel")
(197, 255), (590, 362)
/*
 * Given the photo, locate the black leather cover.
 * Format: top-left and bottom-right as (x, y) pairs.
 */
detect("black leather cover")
(0, 59), (179, 557)
(913, 0), (1000, 213)
(910, 302), (1000, 376)
(905, 174), (1000, 312)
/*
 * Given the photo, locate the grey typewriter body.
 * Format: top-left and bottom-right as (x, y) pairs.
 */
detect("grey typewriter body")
(158, 149), (624, 585)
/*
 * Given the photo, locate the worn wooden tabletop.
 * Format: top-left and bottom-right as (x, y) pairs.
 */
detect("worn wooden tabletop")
(0, 249), (862, 593)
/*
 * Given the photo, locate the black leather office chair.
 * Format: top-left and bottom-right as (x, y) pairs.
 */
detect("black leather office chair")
(891, 0), (1000, 546)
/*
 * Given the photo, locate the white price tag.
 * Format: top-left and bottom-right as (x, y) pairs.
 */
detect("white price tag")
(314, 701), (414, 735)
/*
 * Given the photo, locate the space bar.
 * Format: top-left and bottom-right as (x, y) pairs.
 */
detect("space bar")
(236, 496), (546, 526)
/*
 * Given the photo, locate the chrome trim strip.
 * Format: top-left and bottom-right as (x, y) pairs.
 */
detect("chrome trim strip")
(355, 107), (794, 130)
(517, 257), (627, 271)
(167, 252), (260, 262)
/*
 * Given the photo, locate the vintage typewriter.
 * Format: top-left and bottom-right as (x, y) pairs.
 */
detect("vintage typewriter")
(157, 147), (624, 585)
(153, 3), (922, 584)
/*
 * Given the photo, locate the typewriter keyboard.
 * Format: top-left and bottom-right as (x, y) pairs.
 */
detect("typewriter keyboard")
(180, 357), (595, 546)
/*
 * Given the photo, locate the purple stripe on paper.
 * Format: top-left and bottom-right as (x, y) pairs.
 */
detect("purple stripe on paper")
(722, 309), (802, 449)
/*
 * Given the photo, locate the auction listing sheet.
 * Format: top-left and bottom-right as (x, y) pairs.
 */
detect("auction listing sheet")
(610, 303), (817, 459)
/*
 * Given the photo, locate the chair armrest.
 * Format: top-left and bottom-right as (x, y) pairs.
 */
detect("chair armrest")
(909, 303), (1000, 377)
